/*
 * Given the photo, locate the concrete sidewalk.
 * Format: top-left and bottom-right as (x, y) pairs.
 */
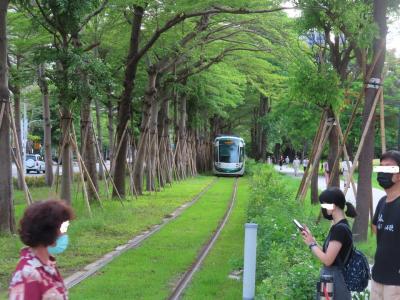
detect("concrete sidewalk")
(274, 164), (386, 215)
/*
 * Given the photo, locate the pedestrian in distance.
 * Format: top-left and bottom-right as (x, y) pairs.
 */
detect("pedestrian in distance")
(302, 157), (309, 172)
(285, 156), (290, 165)
(293, 156), (301, 176)
(279, 155), (284, 170)
(371, 150), (400, 299)
(341, 160), (353, 188)
(9, 200), (74, 300)
(323, 161), (330, 185)
(299, 187), (357, 300)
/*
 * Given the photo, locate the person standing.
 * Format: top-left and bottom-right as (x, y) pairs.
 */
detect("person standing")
(279, 155), (284, 170)
(300, 187), (357, 299)
(9, 200), (74, 300)
(293, 156), (301, 176)
(285, 156), (290, 165)
(302, 157), (309, 172)
(371, 150), (400, 299)
(323, 161), (330, 185)
(341, 160), (353, 188)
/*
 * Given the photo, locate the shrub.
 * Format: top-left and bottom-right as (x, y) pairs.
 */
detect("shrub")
(247, 164), (328, 299)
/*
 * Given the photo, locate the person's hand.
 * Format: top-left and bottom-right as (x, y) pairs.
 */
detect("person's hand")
(301, 225), (316, 246)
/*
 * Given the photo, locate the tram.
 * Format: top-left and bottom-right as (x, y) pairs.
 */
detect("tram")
(213, 135), (245, 176)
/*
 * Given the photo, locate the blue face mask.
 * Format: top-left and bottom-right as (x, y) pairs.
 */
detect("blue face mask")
(48, 234), (69, 255)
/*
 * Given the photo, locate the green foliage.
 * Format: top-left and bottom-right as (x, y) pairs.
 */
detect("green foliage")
(289, 56), (343, 110)
(247, 164), (329, 299)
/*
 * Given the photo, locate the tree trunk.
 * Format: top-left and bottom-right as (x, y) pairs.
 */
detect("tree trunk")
(94, 98), (104, 179)
(113, 6), (144, 197)
(133, 68), (157, 194)
(176, 92), (187, 178)
(327, 108), (340, 187)
(311, 156), (320, 204)
(146, 92), (158, 192)
(353, 0), (387, 242)
(0, 0), (15, 234)
(80, 97), (99, 201)
(60, 108), (72, 204)
(38, 64), (53, 186)
(12, 55), (23, 189)
(107, 98), (114, 173)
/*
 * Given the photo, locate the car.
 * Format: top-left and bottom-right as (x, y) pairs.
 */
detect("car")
(25, 154), (46, 174)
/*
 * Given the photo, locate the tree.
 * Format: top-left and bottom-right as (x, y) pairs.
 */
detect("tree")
(353, 0), (388, 242)
(0, 0), (15, 234)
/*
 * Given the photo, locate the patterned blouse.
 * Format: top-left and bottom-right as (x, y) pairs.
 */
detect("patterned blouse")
(9, 247), (68, 300)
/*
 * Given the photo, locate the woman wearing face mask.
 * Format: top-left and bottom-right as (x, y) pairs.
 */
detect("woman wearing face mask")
(9, 200), (74, 300)
(301, 187), (357, 299)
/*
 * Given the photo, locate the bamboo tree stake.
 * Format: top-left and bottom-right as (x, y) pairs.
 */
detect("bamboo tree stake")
(70, 125), (103, 208)
(53, 116), (73, 193)
(90, 124), (111, 200)
(328, 44), (385, 186)
(296, 111), (326, 200)
(8, 107), (33, 205)
(0, 102), (5, 130)
(70, 134), (92, 218)
(343, 86), (383, 196)
(110, 121), (129, 177)
(333, 113), (358, 197)
(299, 120), (333, 202)
(379, 90), (386, 154)
(91, 125), (124, 204)
(129, 132), (139, 198)
(126, 133), (138, 199)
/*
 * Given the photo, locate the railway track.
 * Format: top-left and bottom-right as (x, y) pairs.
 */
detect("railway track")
(65, 177), (219, 289)
(168, 177), (239, 300)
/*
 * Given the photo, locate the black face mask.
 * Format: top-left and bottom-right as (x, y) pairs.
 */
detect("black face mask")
(377, 172), (395, 189)
(321, 208), (333, 220)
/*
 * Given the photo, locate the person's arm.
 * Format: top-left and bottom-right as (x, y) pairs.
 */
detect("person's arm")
(301, 226), (342, 267)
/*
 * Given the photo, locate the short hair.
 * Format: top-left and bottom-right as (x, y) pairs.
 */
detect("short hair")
(19, 200), (74, 247)
(380, 150), (400, 166)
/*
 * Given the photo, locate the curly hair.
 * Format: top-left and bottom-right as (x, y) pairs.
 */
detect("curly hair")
(19, 200), (74, 247)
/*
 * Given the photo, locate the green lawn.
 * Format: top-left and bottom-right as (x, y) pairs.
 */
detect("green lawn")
(0, 176), (214, 298)
(182, 178), (250, 299)
(69, 178), (236, 299)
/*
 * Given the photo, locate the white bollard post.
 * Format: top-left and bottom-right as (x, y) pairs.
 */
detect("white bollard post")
(243, 223), (258, 300)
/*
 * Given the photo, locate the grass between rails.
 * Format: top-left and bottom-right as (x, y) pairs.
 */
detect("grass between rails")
(0, 176), (214, 298)
(182, 177), (250, 300)
(69, 178), (236, 300)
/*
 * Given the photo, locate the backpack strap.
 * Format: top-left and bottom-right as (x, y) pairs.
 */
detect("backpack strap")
(335, 222), (354, 267)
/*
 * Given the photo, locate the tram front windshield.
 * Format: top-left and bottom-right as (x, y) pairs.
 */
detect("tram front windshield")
(218, 140), (240, 163)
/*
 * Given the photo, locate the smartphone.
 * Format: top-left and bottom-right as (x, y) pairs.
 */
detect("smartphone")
(293, 219), (305, 232)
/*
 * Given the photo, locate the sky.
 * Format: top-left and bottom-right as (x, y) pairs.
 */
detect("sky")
(283, 2), (400, 57)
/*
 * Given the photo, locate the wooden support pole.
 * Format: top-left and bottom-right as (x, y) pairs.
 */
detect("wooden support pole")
(110, 121), (129, 177)
(8, 107), (33, 205)
(343, 86), (383, 196)
(328, 44), (385, 186)
(296, 111), (326, 201)
(70, 126), (103, 208)
(70, 134), (92, 218)
(333, 113), (357, 198)
(379, 90), (386, 154)
(92, 123), (124, 203)
(299, 119), (333, 202)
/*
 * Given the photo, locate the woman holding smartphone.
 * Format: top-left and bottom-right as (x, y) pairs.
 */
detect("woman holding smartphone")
(301, 187), (357, 299)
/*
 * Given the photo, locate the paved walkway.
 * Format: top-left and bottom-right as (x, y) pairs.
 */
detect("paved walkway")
(274, 164), (386, 215)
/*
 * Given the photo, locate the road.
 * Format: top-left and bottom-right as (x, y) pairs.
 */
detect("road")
(274, 164), (386, 215)
(12, 161), (111, 178)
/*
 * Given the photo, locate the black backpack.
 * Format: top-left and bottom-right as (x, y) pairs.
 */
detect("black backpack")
(338, 223), (371, 292)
